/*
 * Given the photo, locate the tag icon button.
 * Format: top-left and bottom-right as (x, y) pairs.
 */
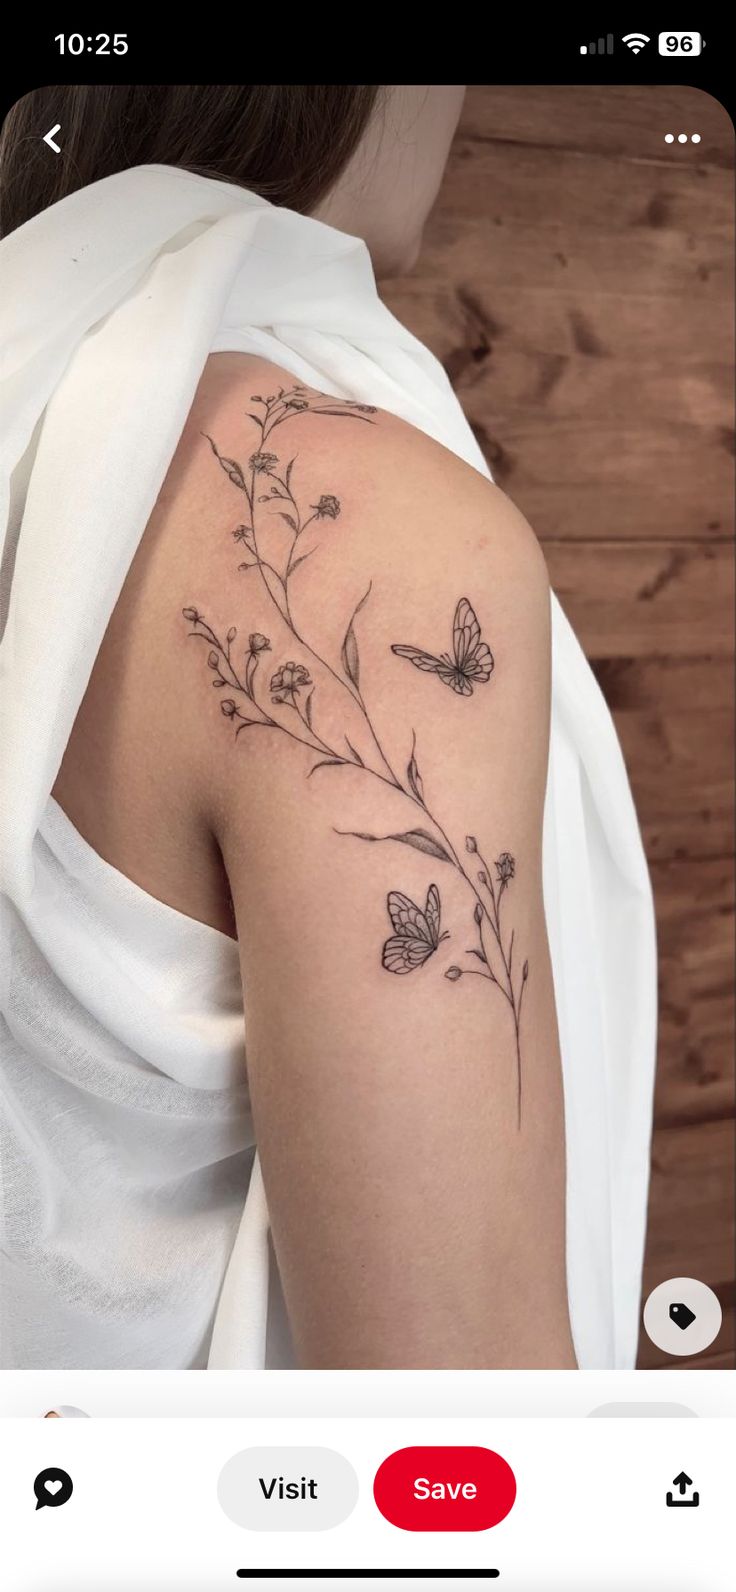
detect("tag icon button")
(643, 1278), (721, 1357)
(669, 1302), (696, 1331)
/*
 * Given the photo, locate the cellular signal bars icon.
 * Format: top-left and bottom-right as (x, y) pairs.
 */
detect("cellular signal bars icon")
(580, 34), (614, 54)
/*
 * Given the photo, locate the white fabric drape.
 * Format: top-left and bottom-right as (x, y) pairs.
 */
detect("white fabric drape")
(0, 166), (657, 1369)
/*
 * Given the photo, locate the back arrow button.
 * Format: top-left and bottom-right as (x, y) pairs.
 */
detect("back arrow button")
(43, 125), (62, 154)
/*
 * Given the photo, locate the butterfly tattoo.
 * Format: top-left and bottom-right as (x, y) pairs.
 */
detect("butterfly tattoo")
(381, 883), (449, 975)
(391, 597), (494, 697)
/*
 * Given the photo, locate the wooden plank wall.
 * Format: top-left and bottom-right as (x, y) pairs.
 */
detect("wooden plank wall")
(382, 85), (734, 1369)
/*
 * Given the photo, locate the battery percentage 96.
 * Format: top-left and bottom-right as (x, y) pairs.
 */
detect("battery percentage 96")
(658, 32), (705, 55)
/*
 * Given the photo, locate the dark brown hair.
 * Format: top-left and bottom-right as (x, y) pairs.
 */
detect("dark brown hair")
(0, 84), (383, 237)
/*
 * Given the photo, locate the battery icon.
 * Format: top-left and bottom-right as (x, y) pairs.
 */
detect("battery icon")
(658, 32), (705, 55)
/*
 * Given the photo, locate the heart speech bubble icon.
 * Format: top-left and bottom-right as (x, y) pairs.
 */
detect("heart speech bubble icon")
(33, 1468), (74, 1510)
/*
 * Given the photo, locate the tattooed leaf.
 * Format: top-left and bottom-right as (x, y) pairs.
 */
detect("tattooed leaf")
(468, 947), (488, 964)
(311, 407), (375, 422)
(344, 736), (365, 767)
(285, 457), (296, 491)
(305, 691), (314, 730)
(341, 581), (372, 688)
(202, 433), (247, 492)
(289, 551), (315, 576)
(392, 829), (453, 861)
(407, 732), (424, 802)
(308, 759), (347, 775)
(223, 460), (247, 489)
(342, 627), (359, 687)
(337, 827), (452, 864)
(407, 758), (423, 801)
(280, 513), (298, 531)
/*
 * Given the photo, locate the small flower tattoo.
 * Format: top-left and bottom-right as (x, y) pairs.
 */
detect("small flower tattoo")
(495, 852), (515, 885)
(248, 451), (279, 474)
(311, 494), (341, 521)
(270, 661), (312, 704)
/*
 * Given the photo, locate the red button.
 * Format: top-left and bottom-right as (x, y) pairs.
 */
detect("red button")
(373, 1446), (516, 1532)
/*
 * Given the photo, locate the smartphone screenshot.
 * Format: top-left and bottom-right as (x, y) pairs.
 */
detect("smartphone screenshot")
(1, 25), (733, 1590)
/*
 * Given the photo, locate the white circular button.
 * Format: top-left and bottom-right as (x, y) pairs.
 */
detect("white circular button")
(643, 1277), (722, 1357)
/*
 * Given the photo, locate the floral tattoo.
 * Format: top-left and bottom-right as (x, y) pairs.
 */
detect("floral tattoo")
(182, 383), (529, 1126)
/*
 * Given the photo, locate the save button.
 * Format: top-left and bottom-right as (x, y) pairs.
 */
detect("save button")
(374, 1446), (516, 1532)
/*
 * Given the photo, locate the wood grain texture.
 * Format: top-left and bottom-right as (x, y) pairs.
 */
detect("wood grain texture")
(382, 85), (734, 1370)
(636, 1121), (735, 1369)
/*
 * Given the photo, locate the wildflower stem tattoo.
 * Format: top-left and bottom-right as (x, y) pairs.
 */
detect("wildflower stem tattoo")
(183, 384), (530, 1127)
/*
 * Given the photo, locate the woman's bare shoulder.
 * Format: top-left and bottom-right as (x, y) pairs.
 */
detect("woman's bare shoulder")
(171, 351), (548, 589)
(56, 347), (550, 907)
(152, 351), (551, 808)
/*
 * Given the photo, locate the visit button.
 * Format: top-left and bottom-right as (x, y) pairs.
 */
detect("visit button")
(373, 1446), (516, 1532)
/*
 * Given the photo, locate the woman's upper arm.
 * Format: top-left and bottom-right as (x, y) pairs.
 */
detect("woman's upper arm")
(183, 370), (575, 1368)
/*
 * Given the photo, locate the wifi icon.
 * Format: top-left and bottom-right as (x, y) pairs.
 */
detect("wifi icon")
(623, 32), (651, 53)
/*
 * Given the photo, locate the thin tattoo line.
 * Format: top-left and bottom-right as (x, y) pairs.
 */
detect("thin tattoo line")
(204, 410), (398, 785)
